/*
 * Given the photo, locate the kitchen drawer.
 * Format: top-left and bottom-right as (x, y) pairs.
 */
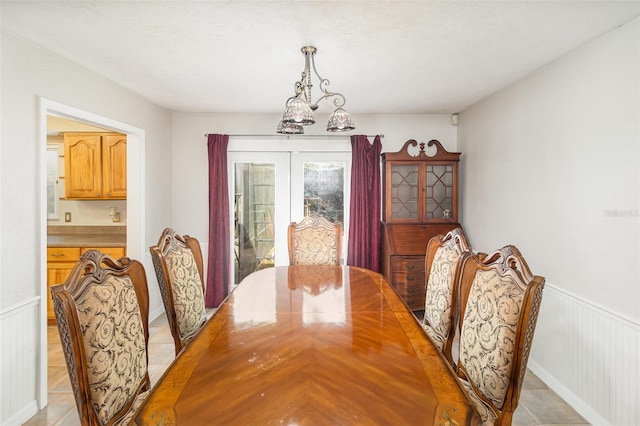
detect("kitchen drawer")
(47, 247), (81, 262)
(82, 246), (126, 259)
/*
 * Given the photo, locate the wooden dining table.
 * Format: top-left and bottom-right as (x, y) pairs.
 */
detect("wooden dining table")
(134, 265), (479, 425)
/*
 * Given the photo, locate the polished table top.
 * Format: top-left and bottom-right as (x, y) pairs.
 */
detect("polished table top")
(135, 265), (478, 425)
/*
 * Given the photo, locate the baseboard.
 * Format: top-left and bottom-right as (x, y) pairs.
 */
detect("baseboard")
(527, 359), (609, 426)
(0, 396), (38, 426)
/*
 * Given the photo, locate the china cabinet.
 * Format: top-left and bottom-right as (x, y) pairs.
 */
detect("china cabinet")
(380, 139), (462, 310)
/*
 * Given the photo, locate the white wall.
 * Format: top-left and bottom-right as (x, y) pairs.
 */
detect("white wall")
(0, 32), (172, 425)
(458, 18), (639, 425)
(170, 112), (458, 252)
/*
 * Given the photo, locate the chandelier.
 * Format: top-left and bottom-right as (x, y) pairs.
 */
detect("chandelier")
(276, 46), (355, 134)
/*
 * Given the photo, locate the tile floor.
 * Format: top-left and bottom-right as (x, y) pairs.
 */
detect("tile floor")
(24, 314), (589, 425)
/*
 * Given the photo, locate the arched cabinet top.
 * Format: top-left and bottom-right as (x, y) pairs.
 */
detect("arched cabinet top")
(381, 139), (460, 162)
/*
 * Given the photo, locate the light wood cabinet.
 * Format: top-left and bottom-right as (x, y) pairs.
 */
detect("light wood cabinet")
(47, 247), (81, 324)
(47, 246), (126, 324)
(101, 135), (127, 199)
(381, 140), (462, 310)
(64, 133), (127, 199)
(81, 246), (126, 259)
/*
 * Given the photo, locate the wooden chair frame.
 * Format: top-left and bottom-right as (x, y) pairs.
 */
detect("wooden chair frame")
(455, 245), (545, 425)
(150, 227), (206, 355)
(287, 214), (343, 265)
(422, 227), (470, 364)
(50, 250), (150, 426)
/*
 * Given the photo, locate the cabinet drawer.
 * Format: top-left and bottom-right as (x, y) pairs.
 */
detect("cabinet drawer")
(82, 247), (126, 259)
(47, 247), (81, 262)
(390, 280), (426, 311)
(392, 271), (425, 288)
(391, 256), (425, 273)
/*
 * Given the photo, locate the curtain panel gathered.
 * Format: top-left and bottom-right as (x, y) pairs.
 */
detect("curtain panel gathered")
(206, 134), (231, 307)
(347, 135), (382, 272)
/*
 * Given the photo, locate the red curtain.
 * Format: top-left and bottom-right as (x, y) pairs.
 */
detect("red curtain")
(206, 134), (231, 307)
(347, 135), (382, 272)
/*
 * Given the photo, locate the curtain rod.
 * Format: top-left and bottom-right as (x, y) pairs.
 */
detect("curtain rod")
(204, 133), (384, 139)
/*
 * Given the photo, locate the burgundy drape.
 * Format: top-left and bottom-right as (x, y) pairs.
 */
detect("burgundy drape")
(347, 135), (382, 272)
(206, 134), (231, 307)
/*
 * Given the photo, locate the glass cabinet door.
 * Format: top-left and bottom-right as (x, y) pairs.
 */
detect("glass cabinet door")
(390, 164), (420, 220)
(425, 164), (454, 220)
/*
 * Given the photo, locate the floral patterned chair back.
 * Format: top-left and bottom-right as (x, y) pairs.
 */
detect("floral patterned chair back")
(50, 250), (150, 426)
(455, 245), (545, 425)
(421, 228), (470, 364)
(288, 214), (342, 265)
(150, 228), (207, 355)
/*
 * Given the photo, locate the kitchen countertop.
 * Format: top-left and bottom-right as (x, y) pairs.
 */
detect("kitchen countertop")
(47, 234), (126, 248)
(47, 225), (126, 248)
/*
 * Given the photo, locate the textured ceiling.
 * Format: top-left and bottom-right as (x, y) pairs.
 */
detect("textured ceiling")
(2, 1), (639, 114)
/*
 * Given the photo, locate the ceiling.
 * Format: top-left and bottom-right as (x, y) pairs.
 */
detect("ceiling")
(2, 1), (639, 115)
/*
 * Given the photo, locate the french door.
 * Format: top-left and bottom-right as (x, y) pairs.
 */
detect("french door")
(228, 150), (351, 285)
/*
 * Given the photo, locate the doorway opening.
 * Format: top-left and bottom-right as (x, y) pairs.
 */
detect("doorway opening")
(37, 98), (145, 408)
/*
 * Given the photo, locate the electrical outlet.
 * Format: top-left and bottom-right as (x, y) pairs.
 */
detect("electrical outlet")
(64, 212), (71, 222)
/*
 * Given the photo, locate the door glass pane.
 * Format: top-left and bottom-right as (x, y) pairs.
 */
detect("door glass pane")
(234, 163), (275, 284)
(390, 164), (419, 219)
(303, 162), (344, 226)
(426, 164), (453, 219)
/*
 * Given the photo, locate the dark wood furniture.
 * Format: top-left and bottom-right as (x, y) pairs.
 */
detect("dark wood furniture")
(134, 265), (479, 425)
(381, 139), (462, 310)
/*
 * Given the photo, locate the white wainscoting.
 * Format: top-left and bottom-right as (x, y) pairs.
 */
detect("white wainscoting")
(0, 297), (40, 426)
(528, 283), (639, 426)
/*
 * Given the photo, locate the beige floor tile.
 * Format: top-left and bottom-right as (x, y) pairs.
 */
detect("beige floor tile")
(513, 404), (540, 425)
(23, 393), (76, 426)
(520, 387), (589, 425)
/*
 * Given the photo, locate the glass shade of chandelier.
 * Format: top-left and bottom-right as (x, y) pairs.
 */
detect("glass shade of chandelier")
(277, 46), (355, 134)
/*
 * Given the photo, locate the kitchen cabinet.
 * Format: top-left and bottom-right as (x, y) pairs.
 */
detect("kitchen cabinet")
(47, 246), (126, 324)
(64, 133), (127, 199)
(380, 139), (462, 310)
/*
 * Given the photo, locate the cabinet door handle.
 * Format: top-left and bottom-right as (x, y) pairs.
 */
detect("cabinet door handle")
(407, 276), (414, 282)
(407, 264), (415, 270)
(51, 253), (65, 257)
(96, 193), (101, 197)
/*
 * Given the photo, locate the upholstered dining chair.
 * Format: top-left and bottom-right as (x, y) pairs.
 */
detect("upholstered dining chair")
(150, 227), (207, 355)
(454, 245), (545, 425)
(50, 250), (150, 426)
(421, 228), (470, 364)
(287, 214), (342, 265)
